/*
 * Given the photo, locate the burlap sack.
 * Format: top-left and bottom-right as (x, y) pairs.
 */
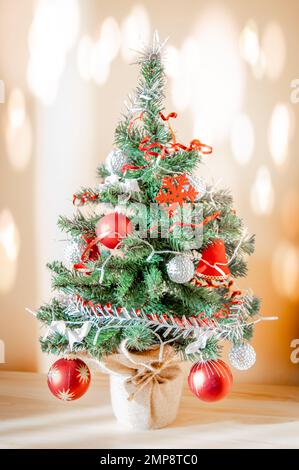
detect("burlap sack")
(100, 341), (184, 429)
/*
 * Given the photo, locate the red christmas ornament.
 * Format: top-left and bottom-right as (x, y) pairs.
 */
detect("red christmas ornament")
(155, 174), (198, 206)
(95, 212), (132, 249)
(196, 238), (230, 280)
(47, 358), (91, 401)
(188, 359), (233, 402)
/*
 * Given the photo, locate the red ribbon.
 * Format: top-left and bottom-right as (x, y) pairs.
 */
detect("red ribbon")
(138, 136), (166, 160)
(168, 210), (221, 233)
(121, 163), (147, 174)
(171, 139), (213, 154)
(160, 111), (213, 155)
(159, 112), (178, 121)
(73, 192), (98, 206)
(129, 111), (143, 132)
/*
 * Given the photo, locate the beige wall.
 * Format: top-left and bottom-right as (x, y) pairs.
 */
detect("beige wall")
(0, 0), (299, 384)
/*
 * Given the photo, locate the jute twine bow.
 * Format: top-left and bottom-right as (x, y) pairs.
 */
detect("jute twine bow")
(119, 340), (179, 401)
(100, 340), (181, 402)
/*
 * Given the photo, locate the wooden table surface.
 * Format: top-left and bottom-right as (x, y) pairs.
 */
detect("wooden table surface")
(0, 371), (298, 449)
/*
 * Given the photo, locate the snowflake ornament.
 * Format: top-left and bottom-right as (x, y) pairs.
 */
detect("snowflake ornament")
(155, 174), (198, 206)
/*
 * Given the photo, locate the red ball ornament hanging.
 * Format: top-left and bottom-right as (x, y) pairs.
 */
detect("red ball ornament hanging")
(95, 212), (132, 249)
(47, 357), (91, 401)
(188, 359), (233, 402)
(196, 238), (230, 281)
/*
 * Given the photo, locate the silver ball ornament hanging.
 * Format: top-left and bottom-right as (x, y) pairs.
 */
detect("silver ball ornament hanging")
(64, 239), (83, 269)
(229, 343), (256, 370)
(167, 255), (195, 284)
(188, 175), (206, 199)
(106, 149), (128, 176)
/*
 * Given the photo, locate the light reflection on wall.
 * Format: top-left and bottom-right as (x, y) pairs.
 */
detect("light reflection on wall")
(27, 0), (80, 105)
(269, 103), (291, 167)
(167, 6), (245, 144)
(121, 5), (150, 63)
(281, 189), (299, 240)
(5, 89), (32, 171)
(262, 22), (286, 81)
(0, 210), (20, 293)
(231, 113), (254, 165)
(239, 19), (260, 67)
(272, 242), (299, 301)
(250, 166), (274, 216)
(77, 17), (120, 86)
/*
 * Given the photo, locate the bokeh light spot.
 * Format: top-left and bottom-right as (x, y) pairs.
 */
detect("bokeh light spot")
(269, 103), (290, 167)
(262, 22), (286, 80)
(121, 5), (150, 63)
(27, 0), (80, 105)
(5, 89), (32, 171)
(77, 35), (93, 81)
(170, 7), (244, 144)
(0, 210), (20, 292)
(239, 20), (260, 66)
(272, 241), (299, 300)
(281, 189), (299, 240)
(231, 113), (255, 165)
(250, 166), (274, 215)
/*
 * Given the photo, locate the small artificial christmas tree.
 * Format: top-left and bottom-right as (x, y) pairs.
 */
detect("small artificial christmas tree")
(34, 34), (272, 428)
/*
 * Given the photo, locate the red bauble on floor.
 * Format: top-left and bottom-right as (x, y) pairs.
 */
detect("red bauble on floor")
(188, 359), (233, 402)
(95, 212), (132, 249)
(47, 357), (91, 401)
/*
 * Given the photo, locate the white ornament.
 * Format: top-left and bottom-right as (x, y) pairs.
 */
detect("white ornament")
(229, 343), (256, 370)
(64, 239), (83, 269)
(166, 255), (195, 284)
(188, 175), (206, 199)
(106, 149), (128, 175)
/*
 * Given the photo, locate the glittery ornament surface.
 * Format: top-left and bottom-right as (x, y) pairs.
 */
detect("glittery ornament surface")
(64, 240), (83, 269)
(229, 343), (256, 370)
(167, 255), (195, 283)
(188, 175), (206, 199)
(106, 149), (128, 175)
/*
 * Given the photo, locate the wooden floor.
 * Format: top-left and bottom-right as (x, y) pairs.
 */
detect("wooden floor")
(0, 371), (298, 449)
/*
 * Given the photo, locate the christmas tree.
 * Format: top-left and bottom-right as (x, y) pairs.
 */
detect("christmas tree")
(35, 35), (267, 406)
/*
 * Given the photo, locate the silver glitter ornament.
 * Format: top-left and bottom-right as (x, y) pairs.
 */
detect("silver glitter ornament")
(64, 240), (83, 269)
(167, 255), (195, 284)
(188, 175), (206, 199)
(106, 149), (128, 176)
(229, 343), (256, 370)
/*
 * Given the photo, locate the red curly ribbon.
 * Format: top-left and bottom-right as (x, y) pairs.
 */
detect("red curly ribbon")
(159, 112), (178, 121)
(168, 210), (221, 233)
(129, 112), (143, 132)
(138, 136), (166, 160)
(172, 139), (213, 154)
(159, 112), (178, 144)
(121, 163), (147, 174)
(80, 233), (110, 264)
(159, 111), (213, 155)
